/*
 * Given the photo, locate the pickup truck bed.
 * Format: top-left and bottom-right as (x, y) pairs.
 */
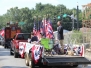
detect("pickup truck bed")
(42, 55), (91, 66)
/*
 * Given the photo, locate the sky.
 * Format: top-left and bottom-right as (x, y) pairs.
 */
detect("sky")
(0, 0), (91, 15)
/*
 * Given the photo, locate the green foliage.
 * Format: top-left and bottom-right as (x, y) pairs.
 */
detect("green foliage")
(62, 22), (72, 31)
(71, 30), (83, 44)
(90, 14), (91, 19)
(0, 3), (82, 32)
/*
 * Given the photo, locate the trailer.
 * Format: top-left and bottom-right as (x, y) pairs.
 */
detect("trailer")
(21, 42), (91, 68)
(16, 30), (90, 68)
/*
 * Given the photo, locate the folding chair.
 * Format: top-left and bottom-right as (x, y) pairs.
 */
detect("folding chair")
(40, 38), (54, 56)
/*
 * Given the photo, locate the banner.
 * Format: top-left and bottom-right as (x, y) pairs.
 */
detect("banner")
(19, 42), (26, 58)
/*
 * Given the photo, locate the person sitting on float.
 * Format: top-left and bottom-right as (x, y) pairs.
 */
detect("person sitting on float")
(30, 32), (38, 43)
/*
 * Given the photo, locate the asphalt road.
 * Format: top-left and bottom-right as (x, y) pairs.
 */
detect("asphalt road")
(0, 46), (91, 68)
(0, 46), (28, 68)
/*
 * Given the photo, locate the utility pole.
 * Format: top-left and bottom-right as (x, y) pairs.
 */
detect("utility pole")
(77, 2), (79, 30)
(72, 10), (75, 30)
(60, 6), (63, 22)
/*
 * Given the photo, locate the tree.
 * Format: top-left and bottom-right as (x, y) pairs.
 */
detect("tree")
(0, 16), (5, 29)
(0, 3), (83, 31)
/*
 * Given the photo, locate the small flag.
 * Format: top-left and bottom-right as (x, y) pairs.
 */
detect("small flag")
(0, 30), (5, 37)
(33, 22), (37, 35)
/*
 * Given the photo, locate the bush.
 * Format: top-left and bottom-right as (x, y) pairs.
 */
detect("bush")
(70, 30), (83, 44)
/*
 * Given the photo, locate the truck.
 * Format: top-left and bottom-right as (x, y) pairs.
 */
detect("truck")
(10, 33), (31, 58)
(22, 34), (91, 68)
(4, 22), (21, 48)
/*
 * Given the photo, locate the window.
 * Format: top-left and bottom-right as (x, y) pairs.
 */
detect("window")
(22, 34), (30, 40)
(16, 34), (30, 40)
(16, 34), (23, 40)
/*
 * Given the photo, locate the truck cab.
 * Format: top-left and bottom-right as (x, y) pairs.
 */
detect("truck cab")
(10, 33), (31, 58)
(4, 23), (21, 48)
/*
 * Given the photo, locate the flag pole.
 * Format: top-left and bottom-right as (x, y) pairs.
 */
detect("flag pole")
(44, 15), (46, 37)
(37, 16), (39, 32)
(39, 16), (41, 32)
(37, 15), (40, 40)
(33, 16), (37, 35)
(33, 16), (36, 25)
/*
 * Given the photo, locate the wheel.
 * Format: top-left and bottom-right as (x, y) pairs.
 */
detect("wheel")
(14, 49), (18, 58)
(25, 53), (29, 66)
(29, 53), (34, 68)
(1, 43), (4, 46)
(0, 42), (1, 45)
(10, 47), (13, 55)
(29, 53), (42, 68)
(29, 53), (38, 68)
(4, 44), (7, 49)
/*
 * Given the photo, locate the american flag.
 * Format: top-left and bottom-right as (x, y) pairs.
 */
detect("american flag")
(33, 18), (54, 39)
(42, 18), (47, 37)
(33, 22), (37, 35)
(40, 22), (43, 34)
(42, 18), (54, 39)
(46, 19), (54, 39)
(37, 21), (41, 40)
(0, 30), (5, 37)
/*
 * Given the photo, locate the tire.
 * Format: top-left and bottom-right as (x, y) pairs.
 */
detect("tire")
(14, 49), (18, 58)
(10, 48), (13, 55)
(4, 45), (7, 49)
(25, 53), (29, 66)
(29, 53), (42, 68)
(0, 42), (1, 45)
(29, 53), (36, 68)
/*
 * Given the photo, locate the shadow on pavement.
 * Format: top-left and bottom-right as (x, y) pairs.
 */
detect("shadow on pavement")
(0, 58), (7, 61)
(1, 66), (73, 68)
(54, 66), (75, 68)
(0, 51), (11, 56)
(40, 66), (76, 68)
(0, 46), (11, 56)
(88, 65), (91, 68)
(0, 46), (9, 51)
(1, 66), (28, 68)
